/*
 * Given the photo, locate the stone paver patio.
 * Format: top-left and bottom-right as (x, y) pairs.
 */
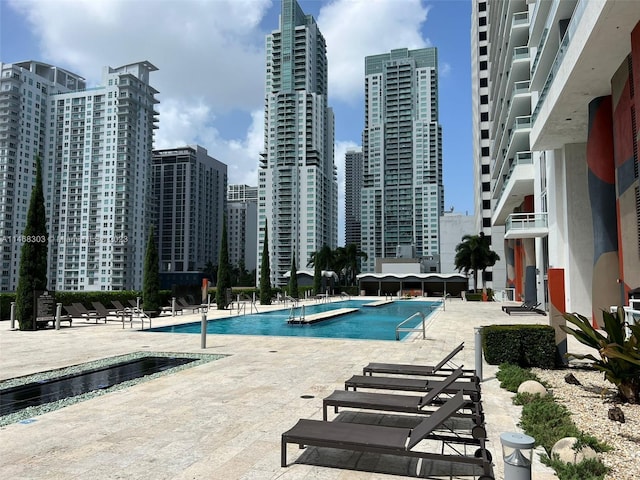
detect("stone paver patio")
(0, 298), (562, 479)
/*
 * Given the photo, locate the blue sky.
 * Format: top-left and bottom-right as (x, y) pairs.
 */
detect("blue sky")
(1, 0), (474, 244)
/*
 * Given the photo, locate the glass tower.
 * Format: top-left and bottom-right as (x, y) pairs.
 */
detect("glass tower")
(361, 48), (443, 272)
(258, 0), (337, 286)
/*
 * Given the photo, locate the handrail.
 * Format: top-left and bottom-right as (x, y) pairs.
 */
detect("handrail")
(395, 312), (426, 341)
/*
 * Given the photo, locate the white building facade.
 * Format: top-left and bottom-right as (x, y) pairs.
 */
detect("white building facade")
(227, 184), (257, 273)
(0, 61), (87, 291)
(361, 48), (443, 273)
(472, 0), (640, 322)
(258, 0), (338, 287)
(0, 60), (158, 291)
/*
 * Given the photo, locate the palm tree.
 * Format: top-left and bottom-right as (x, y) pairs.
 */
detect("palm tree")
(308, 245), (333, 294)
(341, 243), (367, 286)
(454, 232), (500, 292)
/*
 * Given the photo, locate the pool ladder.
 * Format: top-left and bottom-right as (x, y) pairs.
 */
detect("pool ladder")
(288, 305), (305, 324)
(395, 312), (426, 341)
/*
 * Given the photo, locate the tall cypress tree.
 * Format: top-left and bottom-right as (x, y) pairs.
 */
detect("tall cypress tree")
(216, 216), (231, 309)
(143, 225), (160, 315)
(259, 220), (272, 305)
(15, 156), (49, 330)
(289, 256), (299, 299)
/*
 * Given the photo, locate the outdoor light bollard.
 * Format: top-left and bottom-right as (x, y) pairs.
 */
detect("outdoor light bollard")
(200, 310), (207, 349)
(501, 432), (535, 480)
(55, 303), (62, 330)
(10, 301), (16, 329)
(474, 327), (483, 381)
(172, 297), (176, 317)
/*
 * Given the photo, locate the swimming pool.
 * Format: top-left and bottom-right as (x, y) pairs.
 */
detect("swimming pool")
(149, 300), (440, 341)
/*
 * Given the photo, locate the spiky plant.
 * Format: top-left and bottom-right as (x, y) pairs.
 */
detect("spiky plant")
(561, 307), (640, 403)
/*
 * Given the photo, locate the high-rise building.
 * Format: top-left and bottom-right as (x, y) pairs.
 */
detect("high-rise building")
(472, 0), (640, 322)
(0, 61), (87, 291)
(258, 0), (338, 287)
(152, 145), (227, 288)
(344, 148), (363, 248)
(361, 48), (443, 273)
(0, 60), (158, 291)
(227, 184), (258, 273)
(470, 1), (515, 294)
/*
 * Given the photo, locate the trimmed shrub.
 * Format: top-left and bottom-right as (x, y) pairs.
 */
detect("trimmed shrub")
(495, 362), (545, 392)
(483, 324), (557, 368)
(0, 293), (16, 321)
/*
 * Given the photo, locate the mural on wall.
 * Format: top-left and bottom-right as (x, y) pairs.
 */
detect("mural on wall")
(587, 95), (620, 326)
(611, 48), (640, 303)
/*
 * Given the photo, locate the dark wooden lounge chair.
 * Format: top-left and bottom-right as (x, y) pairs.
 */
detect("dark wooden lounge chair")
(504, 302), (546, 316)
(362, 342), (476, 379)
(344, 369), (481, 402)
(281, 390), (494, 479)
(71, 302), (107, 323)
(177, 297), (201, 313)
(323, 367), (486, 436)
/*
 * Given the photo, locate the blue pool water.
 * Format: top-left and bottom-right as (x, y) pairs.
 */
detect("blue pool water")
(149, 300), (440, 341)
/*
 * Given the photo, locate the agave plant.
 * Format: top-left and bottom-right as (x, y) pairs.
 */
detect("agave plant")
(561, 307), (640, 403)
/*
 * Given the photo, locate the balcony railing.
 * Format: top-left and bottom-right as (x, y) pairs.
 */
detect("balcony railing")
(505, 212), (549, 239)
(532, 0), (587, 123)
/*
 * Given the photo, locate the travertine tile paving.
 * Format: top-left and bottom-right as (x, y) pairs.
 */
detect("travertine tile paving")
(0, 298), (560, 479)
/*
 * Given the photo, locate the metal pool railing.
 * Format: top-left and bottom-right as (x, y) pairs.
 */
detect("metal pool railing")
(395, 311), (426, 341)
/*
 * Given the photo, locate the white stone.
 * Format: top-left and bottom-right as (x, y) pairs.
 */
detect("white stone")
(517, 380), (548, 396)
(551, 437), (598, 464)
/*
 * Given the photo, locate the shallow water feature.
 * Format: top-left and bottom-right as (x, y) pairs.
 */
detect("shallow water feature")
(0, 356), (197, 416)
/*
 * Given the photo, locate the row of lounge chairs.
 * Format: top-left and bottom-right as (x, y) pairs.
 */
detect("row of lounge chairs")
(161, 297), (205, 315)
(281, 343), (495, 479)
(62, 300), (142, 324)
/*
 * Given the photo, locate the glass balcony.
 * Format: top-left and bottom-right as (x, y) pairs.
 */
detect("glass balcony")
(505, 212), (549, 239)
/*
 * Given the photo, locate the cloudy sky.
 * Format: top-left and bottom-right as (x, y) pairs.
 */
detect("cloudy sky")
(2, 0), (474, 244)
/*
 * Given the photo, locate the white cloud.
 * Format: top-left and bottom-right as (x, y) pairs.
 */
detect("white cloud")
(9, 0), (272, 113)
(7, 0), (432, 193)
(318, 0), (431, 104)
(156, 99), (263, 186)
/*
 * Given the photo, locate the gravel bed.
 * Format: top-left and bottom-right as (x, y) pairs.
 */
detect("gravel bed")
(0, 351), (226, 427)
(532, 367), (640, 480)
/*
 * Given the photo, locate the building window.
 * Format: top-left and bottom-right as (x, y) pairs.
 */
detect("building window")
(481, 147), (490, 156)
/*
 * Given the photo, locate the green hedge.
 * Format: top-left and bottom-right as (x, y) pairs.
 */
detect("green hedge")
(482, 324), (557, 368)
(0, 293), (16, 321)
(465, 289), (494, 301)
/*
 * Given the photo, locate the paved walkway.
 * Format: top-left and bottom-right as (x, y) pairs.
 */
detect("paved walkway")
(0, 298), (562, 479)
